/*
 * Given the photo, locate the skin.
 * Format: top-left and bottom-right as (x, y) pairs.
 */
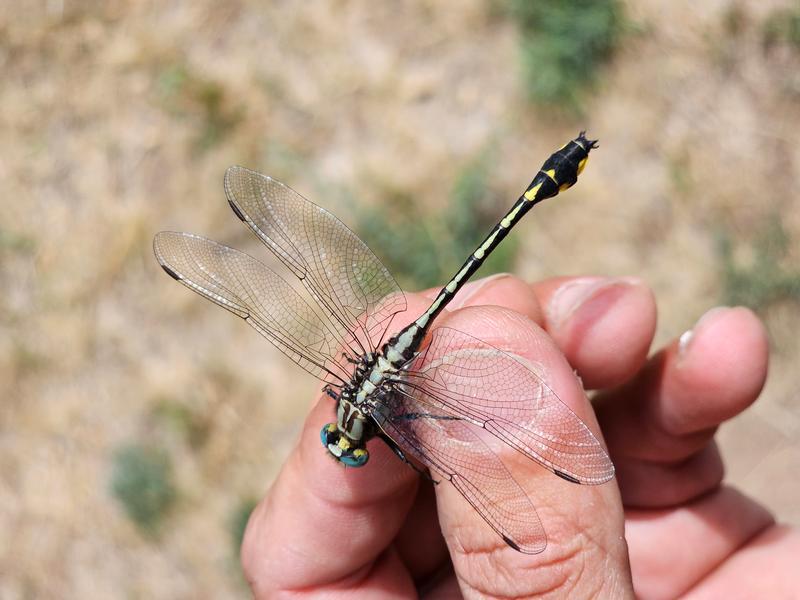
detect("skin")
(241, 274), (798, 599)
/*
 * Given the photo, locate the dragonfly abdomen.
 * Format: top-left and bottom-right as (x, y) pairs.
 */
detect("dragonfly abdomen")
(386, 132), (599, 363)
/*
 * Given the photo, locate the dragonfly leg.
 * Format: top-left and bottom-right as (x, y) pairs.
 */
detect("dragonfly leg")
(341, 352), (360, 364)
(378, 433), (439, 484)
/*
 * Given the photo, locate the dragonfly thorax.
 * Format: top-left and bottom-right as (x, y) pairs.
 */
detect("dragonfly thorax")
(320, 350), (401, 467)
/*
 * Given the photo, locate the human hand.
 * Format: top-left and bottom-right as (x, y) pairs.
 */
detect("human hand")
(241, 274), (797, 598)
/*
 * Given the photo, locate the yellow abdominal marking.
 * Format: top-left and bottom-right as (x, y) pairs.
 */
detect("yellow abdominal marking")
(511, 202), (524, 219)
(524, 182), (542, 201)
(577, 156), (589, 175)
(544, 169), (557, 182)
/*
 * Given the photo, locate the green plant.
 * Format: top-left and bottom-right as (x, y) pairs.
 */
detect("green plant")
(446, 155), (517, 278)
(110, 444), (176, 534)
(156, 62), (244, 154)
(763, 4), (800, 51)
(151, 397), (209, 449)
(716, 215), (800, 310)
(356, 185), (444, 290)
(229, 497), (258, 557)
(666, 148), (693, 196)
(0, 228), (35, 255)
(10, 341), (47, 379)
(709, 2), (750, 71)
(356, 156), (516, 290)
(508, 0), (626, 113)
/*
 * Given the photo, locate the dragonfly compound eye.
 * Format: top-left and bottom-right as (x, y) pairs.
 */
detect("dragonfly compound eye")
(320, 423), (369, 467)
(339, 448), (369, 467)
(320, 422), (338, 448)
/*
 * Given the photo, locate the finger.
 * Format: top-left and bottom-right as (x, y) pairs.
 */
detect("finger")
(397, 275), (549, 577)
(420, 273), (545, 326)
(242, 398), (418, 596)
(241, 296), (433, 596)
(533, 276), (656, 389)
(428, 275), (656, 390)
(393, 479), (449, 581)
(424, 274), (656, 389)
(682, 524), (800, 599)
(615, 442), (725, 508)
(626, 486), (774, 599)
(595, 306), (768, 507)
(426, 305), (631, 596)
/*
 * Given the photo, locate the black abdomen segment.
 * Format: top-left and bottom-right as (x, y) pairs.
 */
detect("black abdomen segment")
(390, 132), (598, 355)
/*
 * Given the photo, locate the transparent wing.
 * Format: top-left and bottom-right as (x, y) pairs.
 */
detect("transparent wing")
(153, 231), (353, 384)
(398, 327), (614, 485)
(224, 166), (406, 353)
(379, 387), (546, 554)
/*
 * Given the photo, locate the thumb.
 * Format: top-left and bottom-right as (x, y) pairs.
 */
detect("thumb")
(421, 305), (632, 597)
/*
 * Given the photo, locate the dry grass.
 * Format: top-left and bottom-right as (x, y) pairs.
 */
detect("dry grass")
(2, 1), (799, 596)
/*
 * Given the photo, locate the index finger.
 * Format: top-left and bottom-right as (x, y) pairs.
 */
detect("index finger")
(424, 305), (629, 595)
(241, 296), (432, 596)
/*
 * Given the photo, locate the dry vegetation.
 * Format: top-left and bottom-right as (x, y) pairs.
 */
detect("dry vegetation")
(1, 1), (799, 597)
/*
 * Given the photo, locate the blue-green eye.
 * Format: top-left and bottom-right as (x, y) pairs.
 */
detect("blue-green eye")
(320, 424), (369, 466)
(340, 449), (369, 467)
(320, 423), (337, 447)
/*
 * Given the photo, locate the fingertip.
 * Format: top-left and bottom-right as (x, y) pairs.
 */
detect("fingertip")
(242, 392), (420, 591)
(300, 386), (423, 508)
(535, 276), (657, 389)
(597, 306), (769, 470)
(449, 273), (545, 324)
(667, 306), (769, 432)
(677, 306), (769, 398)
(435, 305), (598, 427)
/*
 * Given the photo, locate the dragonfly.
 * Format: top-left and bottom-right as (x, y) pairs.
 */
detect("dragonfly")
(153, 132), (614, 554)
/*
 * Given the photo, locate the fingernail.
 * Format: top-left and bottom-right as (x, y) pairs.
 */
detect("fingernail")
(548, 277), (641, 330)
(678, 306), (730, 359)
(451, 273), (511, 308)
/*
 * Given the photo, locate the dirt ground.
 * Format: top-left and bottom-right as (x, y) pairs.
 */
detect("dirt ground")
(2, 1), (799, 597)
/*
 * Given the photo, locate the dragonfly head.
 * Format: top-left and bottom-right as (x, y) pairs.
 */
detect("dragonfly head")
(320, 423), (370, 467)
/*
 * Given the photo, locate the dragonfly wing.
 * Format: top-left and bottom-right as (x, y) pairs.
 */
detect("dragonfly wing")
(401, 327), (614, 485)
(380, 388), (546, 553)
(153, 231), (351, 384)
(224, 167), (407, 351)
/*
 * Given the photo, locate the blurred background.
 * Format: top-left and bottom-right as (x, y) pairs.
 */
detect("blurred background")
(2, 0), (799, 596)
